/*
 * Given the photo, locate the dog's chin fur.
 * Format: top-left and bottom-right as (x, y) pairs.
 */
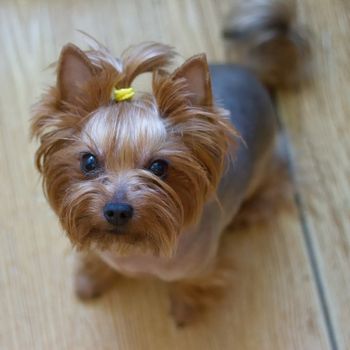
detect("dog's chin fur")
(31, 40), (236, 257)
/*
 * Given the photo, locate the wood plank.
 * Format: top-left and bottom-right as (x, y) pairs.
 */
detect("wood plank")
(0, 0), (330, 349)
(278, 1), (350, 349)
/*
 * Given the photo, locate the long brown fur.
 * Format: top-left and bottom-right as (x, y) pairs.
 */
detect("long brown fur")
(31, 40), (235, 256)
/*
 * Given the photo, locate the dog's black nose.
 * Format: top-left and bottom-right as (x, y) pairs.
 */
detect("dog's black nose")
(103, 203), (133, 226)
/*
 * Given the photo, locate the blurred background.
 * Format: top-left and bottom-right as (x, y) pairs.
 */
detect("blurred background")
(0, 0), (349, 349)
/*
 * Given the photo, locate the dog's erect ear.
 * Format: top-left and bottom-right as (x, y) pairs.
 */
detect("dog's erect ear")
(57, 44), (95, 104)
(172, 54), (213, 106)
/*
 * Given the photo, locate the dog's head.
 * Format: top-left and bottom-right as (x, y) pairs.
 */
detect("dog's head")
(31, 40), (235, 256)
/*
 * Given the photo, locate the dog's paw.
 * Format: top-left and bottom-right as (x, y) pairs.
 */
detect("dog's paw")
(170, 296), (197, 327)
(74, 271), (104, 300)
(73, 252), (120, 300)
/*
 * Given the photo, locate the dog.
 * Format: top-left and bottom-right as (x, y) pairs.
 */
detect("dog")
(31, 0), (308, 326)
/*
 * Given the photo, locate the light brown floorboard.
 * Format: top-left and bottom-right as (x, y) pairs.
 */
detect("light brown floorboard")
(279, 1), (350, 349)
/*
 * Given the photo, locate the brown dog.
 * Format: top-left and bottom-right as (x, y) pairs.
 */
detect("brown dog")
(31, 0), (308, 326)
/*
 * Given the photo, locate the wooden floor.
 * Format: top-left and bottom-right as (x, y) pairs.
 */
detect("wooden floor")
(0, 0), (349, 349)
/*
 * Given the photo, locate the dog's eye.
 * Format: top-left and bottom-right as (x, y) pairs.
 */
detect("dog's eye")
(81, 153), (98, 174)
(148, 159), (168, 178)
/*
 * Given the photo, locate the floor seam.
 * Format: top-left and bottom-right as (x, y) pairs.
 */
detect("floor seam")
(275, 108), (339, 350)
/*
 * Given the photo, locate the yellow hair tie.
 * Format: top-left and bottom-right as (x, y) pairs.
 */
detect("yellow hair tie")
(113, 87), (135, 102)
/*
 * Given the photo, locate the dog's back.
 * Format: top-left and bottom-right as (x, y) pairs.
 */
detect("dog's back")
(210, 64), (276, 205)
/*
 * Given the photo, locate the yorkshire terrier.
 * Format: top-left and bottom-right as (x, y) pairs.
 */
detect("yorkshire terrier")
(31, 0), (308, 326)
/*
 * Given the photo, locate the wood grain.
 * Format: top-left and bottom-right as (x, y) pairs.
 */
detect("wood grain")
(0, 0), (341, 349)
(278, 1), (350, 349)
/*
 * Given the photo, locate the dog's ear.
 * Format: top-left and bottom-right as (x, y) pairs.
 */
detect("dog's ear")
(172, 54), (213, 106)
(57, 44), (96, 104)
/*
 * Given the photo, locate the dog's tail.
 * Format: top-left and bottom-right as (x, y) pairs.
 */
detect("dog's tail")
(223, 0), (310, 89)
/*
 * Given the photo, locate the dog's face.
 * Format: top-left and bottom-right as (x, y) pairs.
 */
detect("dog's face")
(31, 42), (234, 256)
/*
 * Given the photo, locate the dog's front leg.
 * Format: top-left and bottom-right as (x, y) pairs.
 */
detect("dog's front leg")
(169, 257), (232, 327)
(74, 250), (119, 299)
